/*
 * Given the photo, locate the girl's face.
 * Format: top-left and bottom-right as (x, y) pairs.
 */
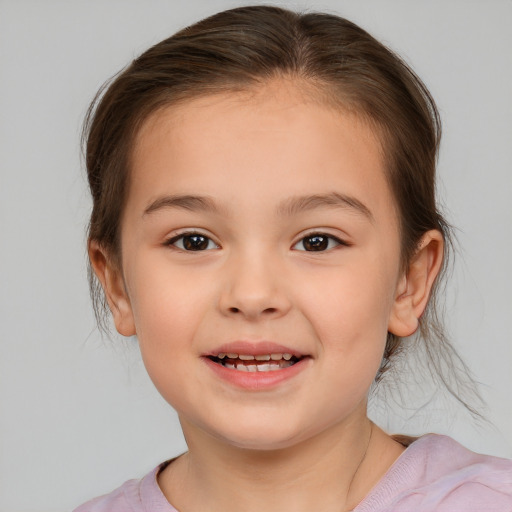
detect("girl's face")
(107, 83), (413, 450)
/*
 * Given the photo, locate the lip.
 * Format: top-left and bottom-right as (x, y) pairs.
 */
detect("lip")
(203, 355), (310, 390)
(202, 340), (310, 390)
(205, 340), (305, 358)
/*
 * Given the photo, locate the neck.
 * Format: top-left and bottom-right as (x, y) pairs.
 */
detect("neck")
(158, 414), (404, 512)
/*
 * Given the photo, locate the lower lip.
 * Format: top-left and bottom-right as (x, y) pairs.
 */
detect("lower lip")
(202, 357), (310, 390)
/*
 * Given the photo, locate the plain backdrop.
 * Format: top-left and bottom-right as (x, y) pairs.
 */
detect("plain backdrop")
(1, 0), (511, 510)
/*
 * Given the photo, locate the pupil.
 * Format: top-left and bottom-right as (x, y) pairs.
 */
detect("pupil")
(304, 235), (328, 251)
(183, 235), (208, 250)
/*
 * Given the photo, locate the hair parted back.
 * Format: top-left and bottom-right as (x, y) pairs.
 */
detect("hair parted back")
(83, 5), (480, 412)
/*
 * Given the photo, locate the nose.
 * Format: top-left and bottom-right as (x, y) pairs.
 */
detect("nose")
(218, 251), (292, 321)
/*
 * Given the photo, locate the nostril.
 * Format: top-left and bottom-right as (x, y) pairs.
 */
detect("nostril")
(227, 306), (279, 315)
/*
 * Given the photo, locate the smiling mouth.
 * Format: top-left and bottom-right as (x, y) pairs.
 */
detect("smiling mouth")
(208, 353), (302, 372)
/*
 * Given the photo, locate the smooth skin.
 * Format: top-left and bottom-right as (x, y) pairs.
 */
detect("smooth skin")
(90, 80), (443, 512)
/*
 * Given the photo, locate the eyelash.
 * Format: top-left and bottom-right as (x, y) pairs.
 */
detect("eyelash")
(292, 233), (348, 252)
(165, 231), (219, 251)
(165, 231), (348, 252)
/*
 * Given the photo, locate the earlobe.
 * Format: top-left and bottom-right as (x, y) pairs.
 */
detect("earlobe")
(388, 230), (444, 337)
(88, 241), (136, 337)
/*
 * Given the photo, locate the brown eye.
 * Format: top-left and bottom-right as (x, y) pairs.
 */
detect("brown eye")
(169, 233), (218, 251)
(183, 235), (209, 250)
(303, 235), (328, 251)
(293, 234), (342, 252)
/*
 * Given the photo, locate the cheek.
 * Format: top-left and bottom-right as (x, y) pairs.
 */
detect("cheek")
(294, 252), (398, 387)
(125, 255), (213, 361)
(304, 269), (393, 399)
(300, 261), (397, 339)
(126, 266), (214, 411)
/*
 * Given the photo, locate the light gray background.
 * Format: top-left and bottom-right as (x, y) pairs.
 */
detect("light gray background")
(1, 0), (511, 510)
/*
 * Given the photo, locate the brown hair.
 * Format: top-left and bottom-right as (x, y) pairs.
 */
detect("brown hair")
(83, 5), (480, 412)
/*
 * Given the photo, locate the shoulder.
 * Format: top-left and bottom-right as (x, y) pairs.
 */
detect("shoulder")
(356, 434), (512, 512)
(73, 478), (138, 512)
(73, 462), (177, 512)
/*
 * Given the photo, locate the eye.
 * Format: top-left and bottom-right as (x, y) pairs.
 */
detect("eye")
(292, 233), (344, 252)
(167, 232), (219, 251)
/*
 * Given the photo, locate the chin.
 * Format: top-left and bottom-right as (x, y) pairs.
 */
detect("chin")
(221, 435), (300, 452)
(210, 420), (314, 452)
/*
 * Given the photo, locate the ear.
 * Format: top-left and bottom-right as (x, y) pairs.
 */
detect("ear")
(88, 240), (136, 337)
(388, 230), (444, 337)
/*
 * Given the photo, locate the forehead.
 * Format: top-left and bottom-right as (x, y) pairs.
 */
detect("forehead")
(129, 81), (395, 220)
(134, 79), (383, 160)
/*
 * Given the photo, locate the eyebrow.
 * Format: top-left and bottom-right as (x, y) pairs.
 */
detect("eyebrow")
(143, 191), (373, 222)
(143, 194), (223, 216)
(277, 192), (374, 222)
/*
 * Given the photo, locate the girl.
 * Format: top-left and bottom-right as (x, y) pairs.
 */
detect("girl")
(75, 5), (512, 511)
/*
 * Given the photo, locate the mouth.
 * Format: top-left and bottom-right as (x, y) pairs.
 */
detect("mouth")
(207, 352), (303, 372)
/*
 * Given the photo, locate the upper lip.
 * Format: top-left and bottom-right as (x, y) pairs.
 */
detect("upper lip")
(205, 341), (306, 358)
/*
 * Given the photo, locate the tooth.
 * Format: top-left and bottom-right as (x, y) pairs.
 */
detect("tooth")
(218, 353), (226, 359)
(239, 354), (255, 361)
(246, 364), (258, 372)
(270, 354), (283, 360)
(235, 362), (248, 371)
(270, 365), (280, 371)
(227, 353), (238, 359)
(279, 360), (293, 368)
(257, 364), (272, 372)
(224, 362), (236, 369)
(283, 353), (292, 360)
(255, 354), (271, 361)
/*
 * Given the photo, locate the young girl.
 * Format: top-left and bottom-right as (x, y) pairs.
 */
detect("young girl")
(75, 5), (512, 511)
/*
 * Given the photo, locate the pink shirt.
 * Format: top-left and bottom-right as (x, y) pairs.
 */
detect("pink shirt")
(74, 434), (512, 511)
